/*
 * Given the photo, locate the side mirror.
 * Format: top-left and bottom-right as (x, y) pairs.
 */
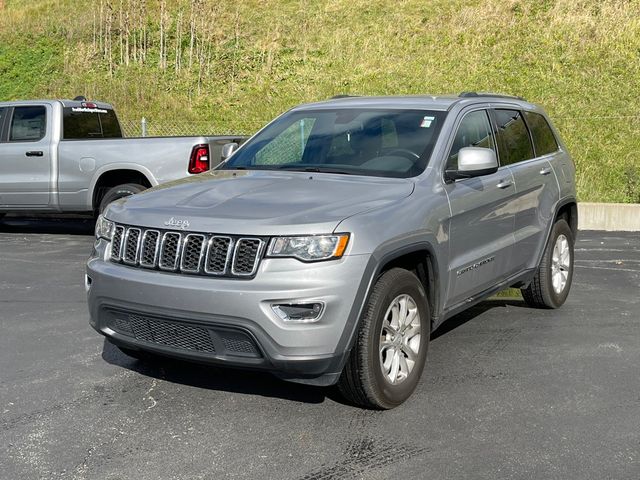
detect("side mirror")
(221, 142), (239, 161)
(446, 147), (498, 181)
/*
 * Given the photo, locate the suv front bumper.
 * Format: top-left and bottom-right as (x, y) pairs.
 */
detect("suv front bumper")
(86, 248), (371, 385)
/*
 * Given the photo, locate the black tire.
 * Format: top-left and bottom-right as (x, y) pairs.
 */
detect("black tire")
(98, 183), (146, 214)
(522, 219), (574, 309)
(338, 268), (430, 409)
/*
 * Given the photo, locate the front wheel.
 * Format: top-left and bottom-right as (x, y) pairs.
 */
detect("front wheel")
(338, 268), (430, 409)
(522, 219), (574, 308)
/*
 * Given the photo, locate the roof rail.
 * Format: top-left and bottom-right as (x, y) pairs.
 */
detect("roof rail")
(330, 94), (359, 99)
(459, 91), (525, 101)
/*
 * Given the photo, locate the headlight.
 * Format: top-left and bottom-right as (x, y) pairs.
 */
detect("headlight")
(95, 214), (115, 241)
(267, 234), (350, 262)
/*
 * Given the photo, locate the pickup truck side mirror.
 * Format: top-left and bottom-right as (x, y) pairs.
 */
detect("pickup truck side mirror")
(221, 142), (239, 161)
(445, 147), (499, 181)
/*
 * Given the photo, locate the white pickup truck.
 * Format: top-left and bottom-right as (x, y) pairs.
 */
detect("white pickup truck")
(0, 98), (247, 216)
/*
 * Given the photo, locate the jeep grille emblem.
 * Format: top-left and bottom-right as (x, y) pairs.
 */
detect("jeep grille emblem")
(164, 217), (190, 230)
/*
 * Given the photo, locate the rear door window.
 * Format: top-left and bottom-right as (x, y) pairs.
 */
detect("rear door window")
(9, 106), (47, 142)
(524, 111), (559, 156)
(63, 107), (123, 139)
(493, 109), (534, 165)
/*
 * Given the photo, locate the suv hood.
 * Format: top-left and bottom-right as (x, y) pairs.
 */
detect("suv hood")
(105, 170), (414, 236)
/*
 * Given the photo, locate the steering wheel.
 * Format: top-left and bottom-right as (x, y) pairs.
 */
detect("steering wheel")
(380, 148), (420, 160)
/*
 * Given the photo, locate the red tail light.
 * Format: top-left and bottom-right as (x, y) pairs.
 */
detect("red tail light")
(189, 144), (210, 174)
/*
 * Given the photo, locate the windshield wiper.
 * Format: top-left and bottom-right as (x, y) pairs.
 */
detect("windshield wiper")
(276, 165), (357, 175)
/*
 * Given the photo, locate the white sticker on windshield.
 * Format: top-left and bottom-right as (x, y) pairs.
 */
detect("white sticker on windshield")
(420, 116), (435, 128)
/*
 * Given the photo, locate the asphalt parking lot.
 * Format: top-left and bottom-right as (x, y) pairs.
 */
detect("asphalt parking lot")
(1, 216), (638, 480)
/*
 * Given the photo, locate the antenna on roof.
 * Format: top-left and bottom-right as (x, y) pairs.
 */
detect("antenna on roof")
(73, 95), (87, 101)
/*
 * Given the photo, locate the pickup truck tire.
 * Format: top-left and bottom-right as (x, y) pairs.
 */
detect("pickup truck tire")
(338, 268), (429, 409)
(522, 219), (574, 309)
(99, 183), (147, 214)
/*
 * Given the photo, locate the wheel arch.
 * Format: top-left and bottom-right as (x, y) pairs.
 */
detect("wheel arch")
(90, 166), (155, 212)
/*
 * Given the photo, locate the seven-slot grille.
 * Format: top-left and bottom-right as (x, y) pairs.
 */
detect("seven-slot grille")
(110, 224), (265, 278)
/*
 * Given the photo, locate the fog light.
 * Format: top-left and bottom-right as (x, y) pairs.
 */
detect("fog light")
(272, 302), (324, 322)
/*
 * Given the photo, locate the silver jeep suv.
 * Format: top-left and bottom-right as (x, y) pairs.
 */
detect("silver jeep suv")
(87, 93), (577, 409)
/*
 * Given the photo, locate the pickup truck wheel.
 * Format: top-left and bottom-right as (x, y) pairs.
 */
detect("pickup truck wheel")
(522, 219), (574, 309)
(338, 268), (429, 409)
(99, 183), (147, 214)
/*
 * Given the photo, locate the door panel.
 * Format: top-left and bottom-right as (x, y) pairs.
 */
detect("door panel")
(442, 108), (516, 308)
(508, 157), (560, 271)
(445, 169), (517, 307)
(0, 105), (51, 207)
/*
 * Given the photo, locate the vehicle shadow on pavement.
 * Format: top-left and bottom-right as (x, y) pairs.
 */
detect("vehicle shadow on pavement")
(101, 339), (329, 404)
(100, 299), (528, 406)
(0, 215), (95, 235)
(431, 298), (528, 340)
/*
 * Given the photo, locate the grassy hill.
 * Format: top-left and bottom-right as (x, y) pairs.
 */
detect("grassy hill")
(1, 0), (639, 202)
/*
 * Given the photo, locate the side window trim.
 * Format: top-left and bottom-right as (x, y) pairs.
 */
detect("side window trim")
(441, 106), (500, 176)
(8, 105), (48, 143)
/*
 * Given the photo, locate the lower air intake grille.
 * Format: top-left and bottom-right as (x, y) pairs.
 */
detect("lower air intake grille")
(127, 314), (215, 353)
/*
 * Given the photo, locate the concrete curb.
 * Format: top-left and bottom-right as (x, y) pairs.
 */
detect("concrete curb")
(578, 202), (640, 231)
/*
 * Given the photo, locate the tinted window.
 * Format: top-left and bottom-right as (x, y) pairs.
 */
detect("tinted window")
(493, 109), (534, 165)
(524, 111), (558, 156)
(221, 109), (447, 178)
(10, 106), (46, 142)
(447, 110), (495, 170)
(63, 107), (123, 139)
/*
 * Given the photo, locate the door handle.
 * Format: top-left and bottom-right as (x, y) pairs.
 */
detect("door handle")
(496, 179), (513, 189)
(540, 167), (552, 175)
(26, 151), (44, 157)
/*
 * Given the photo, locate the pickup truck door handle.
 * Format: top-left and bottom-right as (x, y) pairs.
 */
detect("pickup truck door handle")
(540, 167), (552, 176)
(26, 151), (44, 157)
(496, 179), (513, 189)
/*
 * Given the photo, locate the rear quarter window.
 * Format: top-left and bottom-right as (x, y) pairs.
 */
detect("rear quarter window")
(63, 107), (123, 139)
(524, 111), (559, 156)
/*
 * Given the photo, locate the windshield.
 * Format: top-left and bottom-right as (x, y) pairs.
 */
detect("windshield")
(219, 108), (447, 178)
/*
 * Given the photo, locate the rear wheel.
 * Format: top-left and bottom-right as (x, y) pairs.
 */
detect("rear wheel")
(98, 183), (146, 214)
(522, 219), (574, 308)
(338, 268), (429, 409)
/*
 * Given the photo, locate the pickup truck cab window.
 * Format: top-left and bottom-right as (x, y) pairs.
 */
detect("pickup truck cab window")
(493, 109), (534, 165)
(63, 107), (123, 139)
(221, 109), (447, 178)
(523, 111), (559, 156)
(9, 106), (47, 142)
(446, 109), (495, 170)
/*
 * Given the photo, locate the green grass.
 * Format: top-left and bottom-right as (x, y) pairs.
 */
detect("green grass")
(1, 0), (639, 202)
